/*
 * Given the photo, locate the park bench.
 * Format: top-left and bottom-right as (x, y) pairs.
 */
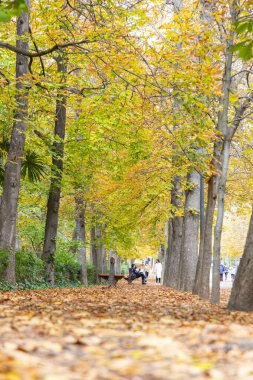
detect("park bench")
(98, 257), (127, 287)
(98, 274), (125, 286)
(99, 260), (139, 287)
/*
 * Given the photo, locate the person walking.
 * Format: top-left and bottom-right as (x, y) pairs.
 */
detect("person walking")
(144, 262), (151, 278)
(154, 259), (162, 284)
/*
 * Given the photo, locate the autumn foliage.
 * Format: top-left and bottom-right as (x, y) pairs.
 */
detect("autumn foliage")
(1, 280), (253, 379)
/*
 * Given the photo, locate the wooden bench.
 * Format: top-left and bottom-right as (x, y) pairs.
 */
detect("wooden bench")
(98, 274), (125, 286)
(98, 257), (127, 287)
(99, 261), (144, 287)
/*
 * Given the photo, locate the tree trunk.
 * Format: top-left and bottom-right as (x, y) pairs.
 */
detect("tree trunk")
(211, 45), (253, 305)
(42, 55), (67, 284)
(193, 175), (217, 299)
(199, 175), (205, 240)
(0, 2), (30, 283)
(102, 247), (107, 273)
(179, 170), (200, 291)
(90, 225), (98, 282)
(193, 175), (205, 294)
(193, 53), (231, 299)
(90, 225), (94, 265)
(70, 227), (77, 254)
(108, 257), (116, 287)
(90, 223), (103, 283)
(74, 193), (88, 286)
(210, 92), (253, 303)
(96, 223), (103, 280)
(228, 209), (253, 311)
(158, 244), (165, 266)
(211, 139), (231, 303)
(163, 176), (184, 289)
(163, 0), (184, 288)
(193, 1), (238, 300)
(163, 232), (170, 284)
(116, 254), (121, 274)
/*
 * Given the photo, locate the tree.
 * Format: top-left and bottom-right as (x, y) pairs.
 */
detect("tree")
(163, 177), (184, 289)
(42, 55), (67, 284)
(193, 0), (253, 303)
(74, 191), (88, 285)
(1, 0), (253, 292)
(0, 0), (30, 282)
(179, 170), (200, 291)
(228, 209), (253, 311)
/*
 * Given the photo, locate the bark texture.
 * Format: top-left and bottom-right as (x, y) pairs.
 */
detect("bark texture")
(163, 176), (184, 289)
(211, 3), (253, 304)
(194, 1), (238, 301)
(116, 254), (121, 274)
(102, 247), (107, 273)
(211, 139), (231, 303)
(179, 170), (200, 292)
(228, 210), (253, 311)
(210, 16), (234, 303)
(193, 176), (217, 299)
(90, 226), (97, 282)
(211, 87), (253, 303)
(108, 257), (116, 287)
(158, 244), (165, 267)
(90, 224), (103, 283)
(95, 223), (103, 281)
(42, 56), (67, 284)
(0, 2), (30, 283)
(162, 0), (183, 289)
(74, 193), (88, 286)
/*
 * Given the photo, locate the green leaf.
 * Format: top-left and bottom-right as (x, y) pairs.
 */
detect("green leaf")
(230, 40), (253, 61)
(247, 22), (253, 33)
(230, 41), (247, 53)
(238, 42), (253, 61)
(0, 0), (28, 23)
(21, 150), (47, 182)
(0, 10), (10, 22)
(236, 22), (250, 34)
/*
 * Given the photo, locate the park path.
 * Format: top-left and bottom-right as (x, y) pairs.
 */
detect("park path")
(0, 280), (253, 380)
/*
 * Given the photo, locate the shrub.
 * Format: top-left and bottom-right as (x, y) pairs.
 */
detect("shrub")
(121, 261), (129, 275)
(15, 250), (44, 283)
(0, 250), (47, 291)
(0, 249), (9, 277)
(0, 280), (16, 291)
(54, 247), (97, 285)
(0, 247), (97, 291)
(55, 249), (81, 283)
(87, 262), (96, 284)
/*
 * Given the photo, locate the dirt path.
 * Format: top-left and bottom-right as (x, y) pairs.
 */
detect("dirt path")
(0, 280), (253, 380)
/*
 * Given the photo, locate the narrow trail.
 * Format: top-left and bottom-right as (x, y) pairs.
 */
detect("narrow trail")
(0, 280), (253, 380)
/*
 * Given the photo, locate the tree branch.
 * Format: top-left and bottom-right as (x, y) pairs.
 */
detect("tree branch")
(0, 71), (10, 85)
(228, 91), (253, 140)
(0, 38), (98, 58)
(29, 27), (45, 76)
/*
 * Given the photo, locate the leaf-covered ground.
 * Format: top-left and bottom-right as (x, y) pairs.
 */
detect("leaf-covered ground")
(0, 279), (253, 380)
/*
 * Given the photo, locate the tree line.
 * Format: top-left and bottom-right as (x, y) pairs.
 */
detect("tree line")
(0, 0), (253, 311)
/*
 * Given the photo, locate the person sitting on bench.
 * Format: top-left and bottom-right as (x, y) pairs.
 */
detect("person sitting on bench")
(131, 264), (147, 285)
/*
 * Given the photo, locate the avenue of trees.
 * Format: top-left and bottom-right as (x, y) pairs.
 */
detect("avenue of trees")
(0, 0), (253, 310)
